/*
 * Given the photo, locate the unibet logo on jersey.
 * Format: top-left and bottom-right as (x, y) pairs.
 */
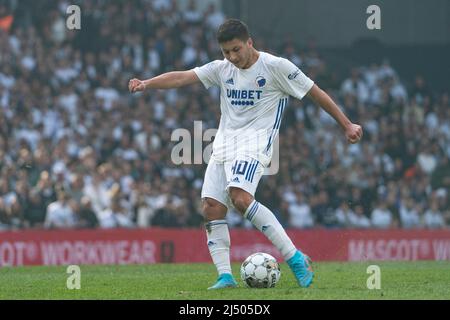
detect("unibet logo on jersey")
(226, 89), (263, 106)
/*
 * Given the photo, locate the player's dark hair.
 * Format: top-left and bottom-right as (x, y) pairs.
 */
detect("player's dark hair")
(216, 19), (250, 43)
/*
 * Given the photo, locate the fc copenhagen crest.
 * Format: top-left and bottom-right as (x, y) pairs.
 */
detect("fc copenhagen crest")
(256, 76), (266, 88)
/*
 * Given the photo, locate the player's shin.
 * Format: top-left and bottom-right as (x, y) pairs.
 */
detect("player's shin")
(205, 220), (232, 275)
(244, 200), (297, 261)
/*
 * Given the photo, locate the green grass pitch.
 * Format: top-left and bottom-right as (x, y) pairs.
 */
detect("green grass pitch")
(1, 261), (449, 300)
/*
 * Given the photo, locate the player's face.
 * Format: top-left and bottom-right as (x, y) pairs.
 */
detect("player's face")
(220, 38), (253, 69)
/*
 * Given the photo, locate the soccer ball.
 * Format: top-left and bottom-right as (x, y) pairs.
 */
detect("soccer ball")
(240, 252), (281, 288)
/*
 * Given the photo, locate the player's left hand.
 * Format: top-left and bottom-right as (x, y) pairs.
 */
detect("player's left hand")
(345, 123), (363, 144)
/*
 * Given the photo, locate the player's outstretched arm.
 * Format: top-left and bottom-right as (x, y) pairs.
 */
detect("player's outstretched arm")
(128, 70), (200, 93)
(306, 84), (363, 144)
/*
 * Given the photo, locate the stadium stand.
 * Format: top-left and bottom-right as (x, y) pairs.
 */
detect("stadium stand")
(0, 0), (449, 232)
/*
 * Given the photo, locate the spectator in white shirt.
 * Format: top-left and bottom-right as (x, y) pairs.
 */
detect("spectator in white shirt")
(98, 198), (134, 229)
(44, 190), (77, 229)
(349, 205), (372, 229)
(423, 199), (445, 229)
(371, 201), (393, 229)
(204, 3), (225, 30)
(94, 78), (120, 111)
(288, 192), (314, 229)
(399, 197), (421, 229)
(335, 201), (352, 227)
(83, 172), (110, 215)
(136, 193), (156, 228)
(417, 145), (438, 175)
(183, 0), (202, 24)
(341, 68), (369, 104)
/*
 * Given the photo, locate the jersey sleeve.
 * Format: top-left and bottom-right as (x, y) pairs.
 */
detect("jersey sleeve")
(193, 60), (222, 89)
(273, 58), (314, 100)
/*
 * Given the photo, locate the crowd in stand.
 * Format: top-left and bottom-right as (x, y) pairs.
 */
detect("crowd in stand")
(0, 0), (449, 231)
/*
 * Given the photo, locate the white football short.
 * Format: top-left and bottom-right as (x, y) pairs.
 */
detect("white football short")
(201, 155), (265, 208)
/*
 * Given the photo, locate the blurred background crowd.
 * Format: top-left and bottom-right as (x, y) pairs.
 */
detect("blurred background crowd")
(0, 0), (449, 231)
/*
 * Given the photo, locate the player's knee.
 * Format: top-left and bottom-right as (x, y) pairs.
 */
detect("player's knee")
(229, 188), (254, 215)
(202, 198), (227, 221)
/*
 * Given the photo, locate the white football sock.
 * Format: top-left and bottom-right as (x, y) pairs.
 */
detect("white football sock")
(205, 220), (232, 276)
(244, 200), (297, 261)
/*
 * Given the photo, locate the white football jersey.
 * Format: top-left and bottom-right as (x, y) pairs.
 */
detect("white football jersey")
(193, 51), (314, 166)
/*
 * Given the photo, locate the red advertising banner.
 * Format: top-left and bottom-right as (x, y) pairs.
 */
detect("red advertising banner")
(0, 228), (449, 266)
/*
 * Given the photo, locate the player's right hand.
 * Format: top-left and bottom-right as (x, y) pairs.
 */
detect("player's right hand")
(345, 123), (363, 144)
(128, 78), (146, 93)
